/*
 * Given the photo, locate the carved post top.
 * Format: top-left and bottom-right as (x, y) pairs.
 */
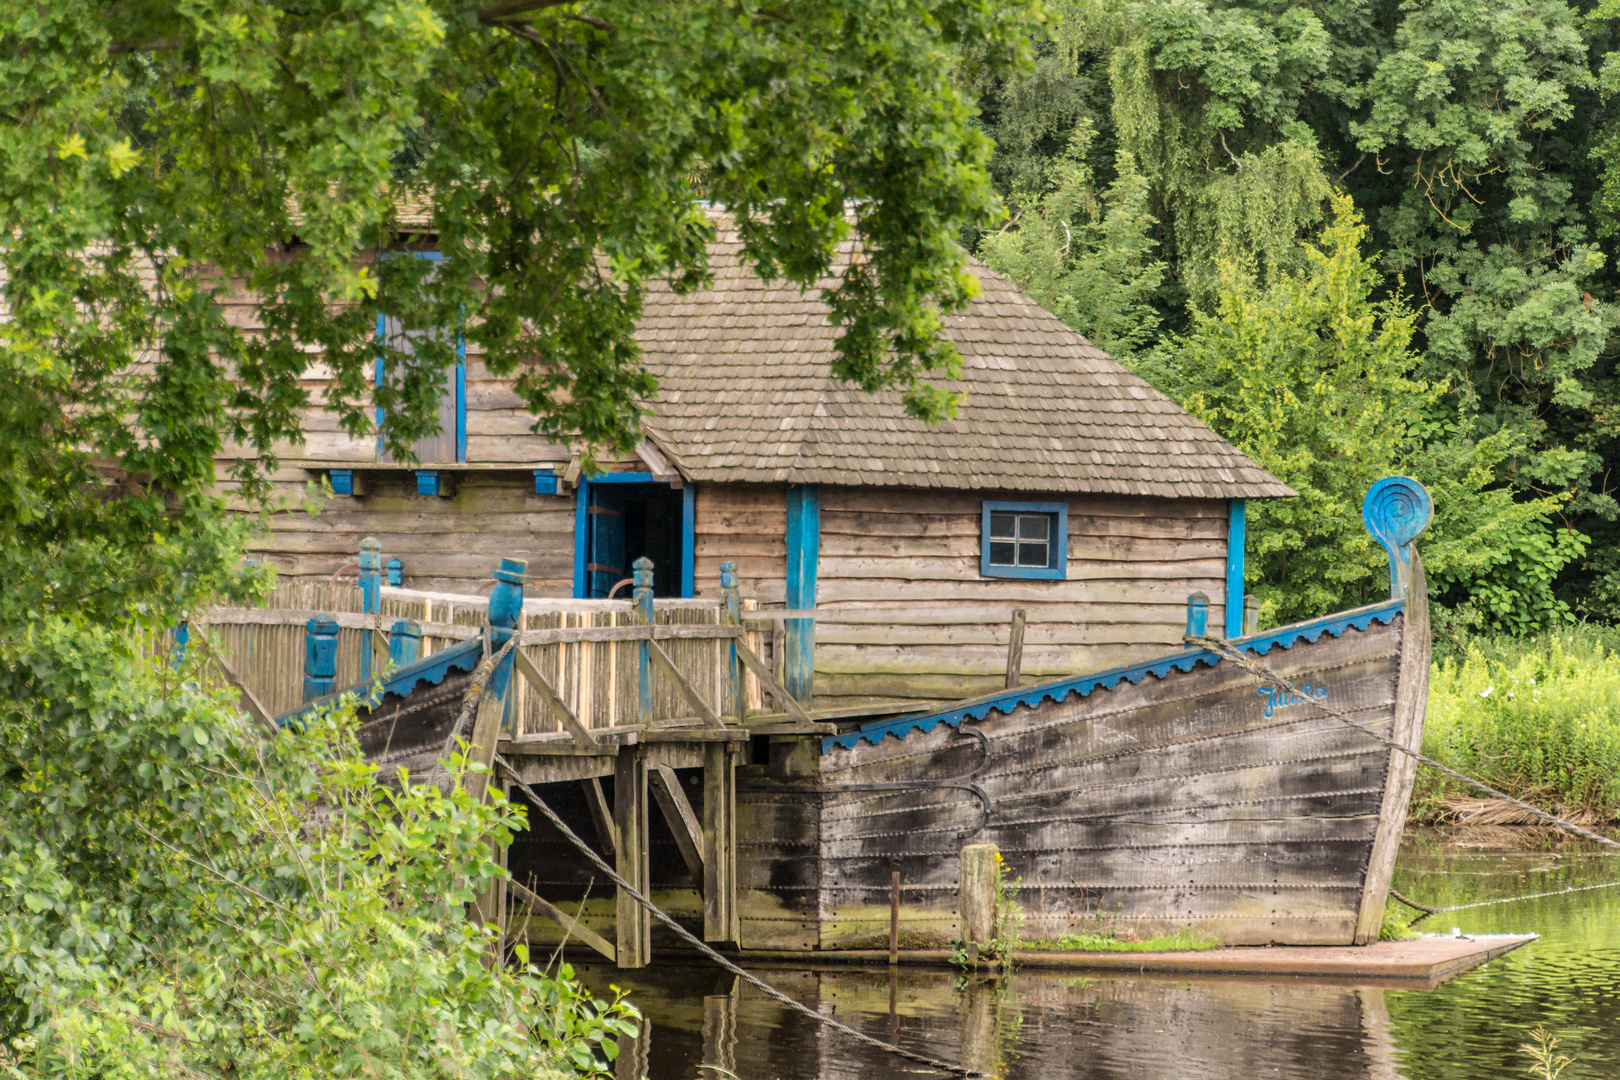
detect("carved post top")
(1185, 591), (1210, 638)
(632, 557), (654, 623)
(719, 559), (737, 589)
(1362, 477), (1432, 599)
(358, 537), (382, 570)
(489, 557), (527, 630)
(306, 615), (339, 635)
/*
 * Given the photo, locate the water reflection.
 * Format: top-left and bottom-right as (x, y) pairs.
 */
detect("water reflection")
(572, 831), (1619, 1080)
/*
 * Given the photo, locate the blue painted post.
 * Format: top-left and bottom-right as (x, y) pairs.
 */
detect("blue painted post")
(385, 556), (403, 587)
(1185, 592), (1210, 639)
(720, 560), (743, 719)
(358, 538), (382, 682)
(304, 616), (339, 701)
(1225, 500), (1247, 639)
(633, 556), (654, 726)
(488, 557), (526, 733)
(388, 618), (422, 667)
(170, 621), (189, 669)
(784, 484), (819, 705)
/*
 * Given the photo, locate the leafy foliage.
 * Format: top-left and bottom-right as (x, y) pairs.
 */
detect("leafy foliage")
(1142, 198), (1581, 626)
(1418, 628), (1620, 821)
(0, 620), (639, 1076)
(968, 0), (1620, 621)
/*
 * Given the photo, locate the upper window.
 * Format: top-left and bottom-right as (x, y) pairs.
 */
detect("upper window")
(981, 501), (1067, 580)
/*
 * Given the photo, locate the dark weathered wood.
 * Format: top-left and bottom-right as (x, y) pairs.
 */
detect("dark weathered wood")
(582, 777), (618, 861)
(733, 639), (811, 725)
(513, 647), (597, 746)
(1004, 608), (1026, 689)
(648, 638), (725, 729)
(649, 763), (705, 884)
(509, 880), (616, 962)
(614, 747), (651, 968)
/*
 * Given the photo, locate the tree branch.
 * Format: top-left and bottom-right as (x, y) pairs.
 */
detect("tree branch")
(110, 38), (185, 54)
(477, 0), (571, 23)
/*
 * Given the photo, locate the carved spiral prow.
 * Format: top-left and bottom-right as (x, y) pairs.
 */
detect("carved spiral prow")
(1362, 477), (1432, 599)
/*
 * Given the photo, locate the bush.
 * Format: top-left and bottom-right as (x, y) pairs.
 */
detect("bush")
(1417, 627), (1620, 822)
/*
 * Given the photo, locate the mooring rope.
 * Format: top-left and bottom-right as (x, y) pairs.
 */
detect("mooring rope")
(1388, 880), (1620, 924)
(440, 633), (518, 760)
(1185, 634), (1620, 853)
(490, 753), (989, 1078)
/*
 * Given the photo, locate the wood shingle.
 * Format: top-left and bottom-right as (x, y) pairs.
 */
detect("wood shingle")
(640, 215), (1293, 500)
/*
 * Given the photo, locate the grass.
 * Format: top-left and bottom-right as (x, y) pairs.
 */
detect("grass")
(1417, 625), (1620, 823)
(1016, 926), (1221, 953)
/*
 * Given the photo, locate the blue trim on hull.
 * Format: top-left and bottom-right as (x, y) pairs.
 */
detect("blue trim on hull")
(277, 636), (485, 728)
(821, 598), (1406, 753)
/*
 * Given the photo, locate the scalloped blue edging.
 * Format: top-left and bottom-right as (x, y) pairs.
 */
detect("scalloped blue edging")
(276, 636), (485, 728)
(821, 599), (1405, 753)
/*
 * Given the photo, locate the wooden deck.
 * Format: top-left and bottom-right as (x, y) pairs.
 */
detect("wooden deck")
(673, 933), (1537, 989)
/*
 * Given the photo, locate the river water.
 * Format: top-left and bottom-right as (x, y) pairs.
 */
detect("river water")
(574, 829), (1620, 1079)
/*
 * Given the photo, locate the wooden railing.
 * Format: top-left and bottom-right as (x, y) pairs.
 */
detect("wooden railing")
(186, 560), (802, 732)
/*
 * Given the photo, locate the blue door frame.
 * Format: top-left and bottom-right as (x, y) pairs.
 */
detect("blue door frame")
(573, 473), (695, 598)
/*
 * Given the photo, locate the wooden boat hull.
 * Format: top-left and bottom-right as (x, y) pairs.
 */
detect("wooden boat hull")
(750, 580), (1429, 949)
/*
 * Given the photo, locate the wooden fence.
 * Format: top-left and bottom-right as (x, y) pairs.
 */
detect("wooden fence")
(192, 580), (774, 730)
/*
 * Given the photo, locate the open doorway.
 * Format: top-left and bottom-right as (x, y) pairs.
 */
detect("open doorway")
(581, 481), (688, 598)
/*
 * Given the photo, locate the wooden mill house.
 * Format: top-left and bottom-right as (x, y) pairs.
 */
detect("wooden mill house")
(202, 214), (1316, 964)
(236, 215), (1290, 712)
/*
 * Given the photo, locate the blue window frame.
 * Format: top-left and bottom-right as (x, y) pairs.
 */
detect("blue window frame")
(981, 501), (1067, 580)
(375, 251), (466, 464)
(572, 473), (696, 599)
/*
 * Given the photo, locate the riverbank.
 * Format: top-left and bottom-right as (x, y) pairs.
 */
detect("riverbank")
(1415, 627), (1620, 824)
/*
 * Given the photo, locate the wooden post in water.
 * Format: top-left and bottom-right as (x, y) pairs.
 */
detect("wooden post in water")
(702, 742), (739, 944)
(303, 616), (339, 702)
(889, 871), (901, 963)
(720, 560), (744, 720)
(633, 557), (654, 726)
(615, 746), (651, 968)
(959, 843), (999, 961)
(1004, 608), (1026, 689)
(358, 538), (382, 682)
(388, 619), (422, 667)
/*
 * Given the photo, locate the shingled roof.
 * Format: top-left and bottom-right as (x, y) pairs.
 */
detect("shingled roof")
(637, 217), (1292, 500)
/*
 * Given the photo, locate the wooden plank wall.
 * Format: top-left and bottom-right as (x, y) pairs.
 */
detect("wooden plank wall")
(694, 484), (1231, 705)
(239, 469), (577, 595)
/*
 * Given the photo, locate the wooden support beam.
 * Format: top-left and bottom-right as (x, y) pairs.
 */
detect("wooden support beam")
(192, 629), (280, 736)
(702, 743), (738, 944)
(733, 640), (812, 725)
(648, 639), (726, 729)
(509, 880), (616, 963)
(467, 683), (510, 941)
(614, 747), (651, 969)
(514, 647), (597, 747)
(582, 777), (618, 862)
(649, 763), (705, 885)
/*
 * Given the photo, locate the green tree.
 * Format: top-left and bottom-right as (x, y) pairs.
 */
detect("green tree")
(1146, 198), (1583, 629)
(0, 0), (1036, 1071)
(977, 122), (1165, 360)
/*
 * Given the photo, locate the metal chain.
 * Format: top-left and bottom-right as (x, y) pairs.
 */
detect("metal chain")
(491, 753), (989, 1078)
(1185, 635), (1620, 852)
